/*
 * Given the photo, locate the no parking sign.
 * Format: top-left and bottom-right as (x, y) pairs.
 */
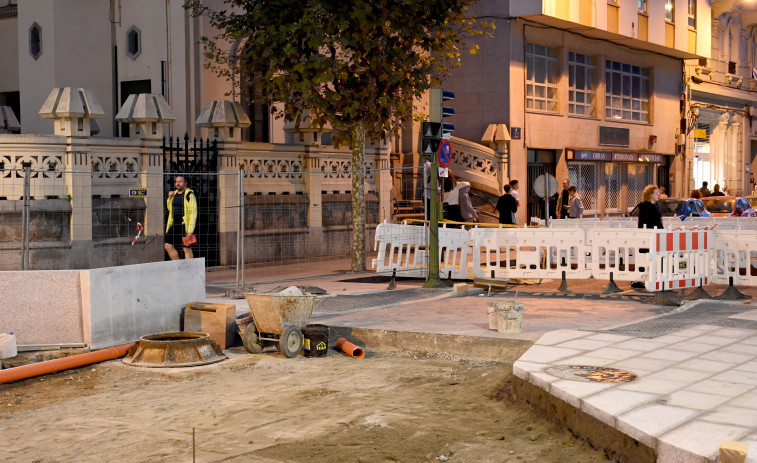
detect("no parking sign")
(438, 139), (451, 168)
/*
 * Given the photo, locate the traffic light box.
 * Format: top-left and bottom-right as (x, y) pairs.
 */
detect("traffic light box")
(421, 88), (454, 158)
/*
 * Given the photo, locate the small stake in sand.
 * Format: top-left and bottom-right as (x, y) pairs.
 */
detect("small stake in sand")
(193, 427), (196, 463)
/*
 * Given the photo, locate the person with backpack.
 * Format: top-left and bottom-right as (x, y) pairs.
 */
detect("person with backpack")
(165, 175), (198, 260)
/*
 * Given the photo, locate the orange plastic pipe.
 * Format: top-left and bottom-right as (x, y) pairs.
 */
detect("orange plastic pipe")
(0, 343), (135, 385)
(336, 338), (364, 359)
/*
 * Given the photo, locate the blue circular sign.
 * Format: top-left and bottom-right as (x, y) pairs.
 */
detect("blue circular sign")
(438, 139), (451, 167)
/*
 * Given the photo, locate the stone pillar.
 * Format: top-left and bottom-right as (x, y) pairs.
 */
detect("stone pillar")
(141, 140), (164, 241)
(115, 94), (176, 244)
(39, 88), (105, 267)
(64, 145), (92, 242)
(304, 156), (323, 228)
(375, 155), (393, 223)
(216, 140), (241, 266)
(195, 100), (250, 266)
(728, 117), (741, 194)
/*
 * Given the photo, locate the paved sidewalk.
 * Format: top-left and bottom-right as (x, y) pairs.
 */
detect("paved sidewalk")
(514, 302), (757, 462)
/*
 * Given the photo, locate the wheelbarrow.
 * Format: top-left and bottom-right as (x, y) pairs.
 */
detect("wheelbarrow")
(240, 293), (317, 358)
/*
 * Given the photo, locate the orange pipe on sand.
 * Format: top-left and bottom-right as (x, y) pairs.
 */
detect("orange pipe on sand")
(0, 343), (135, 385)
(336, 338), (364, 359)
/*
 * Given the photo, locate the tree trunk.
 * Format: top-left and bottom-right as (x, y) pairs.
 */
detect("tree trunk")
(350, 125), (366, 272)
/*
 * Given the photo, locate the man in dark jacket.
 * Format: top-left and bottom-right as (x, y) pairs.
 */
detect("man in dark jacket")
(632, 185), (662, 289)
(557, 179), (571, 219)
(496, 185), (517, 225)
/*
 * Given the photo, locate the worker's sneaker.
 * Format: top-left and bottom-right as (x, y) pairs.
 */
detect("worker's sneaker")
(631, 282), (646, 289)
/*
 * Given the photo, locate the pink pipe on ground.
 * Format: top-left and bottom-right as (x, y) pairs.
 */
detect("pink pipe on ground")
(336, 338), (365, 359)
(0, 343), (135, 385)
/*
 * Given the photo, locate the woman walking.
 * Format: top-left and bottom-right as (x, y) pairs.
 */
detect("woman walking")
(632, 184), (663, 289)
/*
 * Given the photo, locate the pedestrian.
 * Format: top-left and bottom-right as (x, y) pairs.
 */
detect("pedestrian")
(165, 175), (198, 260)
(712, 184), (725, 196)
(443, 173), (466, 222)
(567, 186), (584, 218)
(557, 178), (570, 219)
(632, 184), (663, 289)
(496, 185), (517, 225)
(690, 189), (701, 199)
(458, 182), (479, 223)
(548, 192), (558, 219)
(509, 179), (520, 224)
(659, 186), (668, 199)
(699, 181), (711, 198)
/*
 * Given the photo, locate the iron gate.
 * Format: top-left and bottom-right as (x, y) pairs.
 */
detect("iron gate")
(527, 162), (556, 221)
(163, 134), (220, 266)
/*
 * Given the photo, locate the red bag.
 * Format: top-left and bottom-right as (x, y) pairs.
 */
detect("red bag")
(182, 234), (198, 247)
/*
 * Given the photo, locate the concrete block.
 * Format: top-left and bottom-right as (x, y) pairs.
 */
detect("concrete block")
(184, 302), (236, 348)
(87, 259), (206, 349)
(719, 441), (748, 463)
(452, 283), (469, 293)
(0, 270), (85, 346)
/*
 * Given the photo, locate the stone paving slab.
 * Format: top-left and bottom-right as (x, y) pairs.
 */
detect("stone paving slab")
(514, 308), (757, 462)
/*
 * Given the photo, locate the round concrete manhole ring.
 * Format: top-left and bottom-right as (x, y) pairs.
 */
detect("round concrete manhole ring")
(122, 332), (227, 368)
(545, 365), (637, 383)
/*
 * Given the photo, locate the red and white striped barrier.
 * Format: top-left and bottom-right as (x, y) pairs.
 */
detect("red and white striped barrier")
(645, 229), (712, 292)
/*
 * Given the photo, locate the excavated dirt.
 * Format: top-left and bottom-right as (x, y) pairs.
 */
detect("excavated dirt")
(1, 348), (611, 463)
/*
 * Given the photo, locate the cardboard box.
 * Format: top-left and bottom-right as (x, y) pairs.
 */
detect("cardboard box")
(184, 303), (237, 349)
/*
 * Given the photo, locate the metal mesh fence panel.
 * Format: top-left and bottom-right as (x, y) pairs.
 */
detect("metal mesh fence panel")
(0, 162), (425, 283)
(569, 162), (597, 212)
(604, 162), (621, 212)
(627, 163), (653, 209)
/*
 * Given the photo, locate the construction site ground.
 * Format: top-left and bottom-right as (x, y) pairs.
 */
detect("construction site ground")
(4, 257), (757, 462)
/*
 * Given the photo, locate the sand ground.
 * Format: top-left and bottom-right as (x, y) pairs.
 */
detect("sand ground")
(1, 347), (610, 463)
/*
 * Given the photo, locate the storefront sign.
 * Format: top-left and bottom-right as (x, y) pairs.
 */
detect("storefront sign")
(637, 154), (663, 163)
(574, 150), (612, 161)
(611, 152), (638, 162)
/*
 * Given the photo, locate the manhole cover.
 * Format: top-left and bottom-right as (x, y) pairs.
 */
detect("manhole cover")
(545, 365), (637, 383)
(123, 332), (227, 368)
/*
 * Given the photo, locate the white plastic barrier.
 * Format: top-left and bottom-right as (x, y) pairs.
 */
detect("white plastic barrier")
(645, 229), (712, 292)
(372, 222), (473, 279)
(589, 228), (653, 281)
(710, 229), (757, 286)
(472, 227), (591, 280)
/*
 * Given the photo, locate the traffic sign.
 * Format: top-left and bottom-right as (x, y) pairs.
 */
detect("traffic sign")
(438, 139), (451, 168)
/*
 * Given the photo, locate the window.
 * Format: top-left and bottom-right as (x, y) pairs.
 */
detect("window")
(665, 0), (674, 22)
(638, 0), (647, 13)
(526, 43), (559, 113)
(605, 60), (650, 122)
(126, 26), (141, 59)
(688, 0), (696, 27)
(29, 22), (41, 60)
(569, 52), (597, 117)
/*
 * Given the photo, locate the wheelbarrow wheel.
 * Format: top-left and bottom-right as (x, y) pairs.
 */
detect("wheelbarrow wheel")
(279, 325), (304, 358)
(242, 324), (264, 354)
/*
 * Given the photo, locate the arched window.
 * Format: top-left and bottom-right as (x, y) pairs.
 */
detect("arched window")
(29, 22), (41, 60)
(126, 26), (141, 60)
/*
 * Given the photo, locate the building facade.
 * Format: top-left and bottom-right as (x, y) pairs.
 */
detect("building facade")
(0, 0), (285, 141)
(685, 0), (757, 198)
(446, 0), (712, 222)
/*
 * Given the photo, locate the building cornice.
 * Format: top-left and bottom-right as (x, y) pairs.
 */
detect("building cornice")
(0, 5), (17, 20)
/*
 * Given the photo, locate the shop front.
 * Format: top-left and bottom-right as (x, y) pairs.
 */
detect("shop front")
(566, 150), (667, 217)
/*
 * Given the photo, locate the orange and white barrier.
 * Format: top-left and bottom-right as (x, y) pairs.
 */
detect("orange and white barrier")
(645, 228), (711, 292)
(472, 227), (590, 280)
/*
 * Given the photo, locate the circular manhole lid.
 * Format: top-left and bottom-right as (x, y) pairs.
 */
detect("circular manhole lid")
(545, 365), (637, 383)
(123, 332), (227, 368)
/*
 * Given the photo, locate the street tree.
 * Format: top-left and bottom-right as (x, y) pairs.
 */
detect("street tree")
(186, 0), (491, 271)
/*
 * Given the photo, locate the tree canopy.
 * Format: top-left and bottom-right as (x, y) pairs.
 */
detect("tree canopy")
(186, 0), (492, 271)
(186, 0), (491, 143)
